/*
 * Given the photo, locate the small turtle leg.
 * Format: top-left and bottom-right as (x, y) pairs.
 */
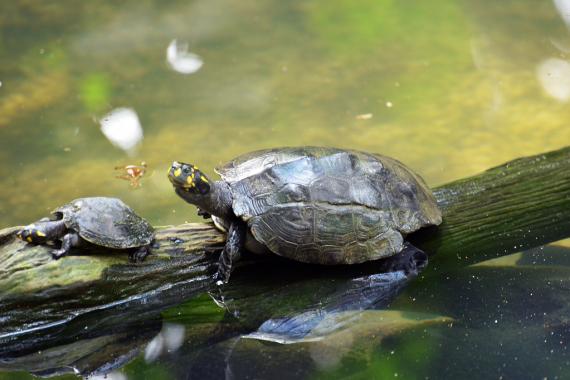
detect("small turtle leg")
(52, 232), (80, 259)
(378, 243), (428, 276)
(129, 245), (150, 263)
(214, 221), (246, 285)
(197, 208), (211, 219)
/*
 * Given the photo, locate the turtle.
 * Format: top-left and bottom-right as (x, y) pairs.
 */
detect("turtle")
(17, 197), (154, 261)
(168, 147), (442, 284)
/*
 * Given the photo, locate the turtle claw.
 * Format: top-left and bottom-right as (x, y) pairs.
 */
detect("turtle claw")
(213, 270), (228, 286)
(197, 209), (211, 219)
(51, 249), (67, 260)
(129, 246), (150, 263)
(378, 243), (428, 276)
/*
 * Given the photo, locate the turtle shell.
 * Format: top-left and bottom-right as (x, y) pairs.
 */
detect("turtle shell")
(216, 147), (441, 265)
(54, 197), (154, 249)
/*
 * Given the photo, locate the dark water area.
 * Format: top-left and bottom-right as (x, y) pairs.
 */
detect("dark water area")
(3, 247), (570, 379)
(1, 0), (570, 379)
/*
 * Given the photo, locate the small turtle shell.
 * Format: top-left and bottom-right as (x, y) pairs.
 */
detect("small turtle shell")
(216, 147), (441, 265)
(54, 197), (154, 249)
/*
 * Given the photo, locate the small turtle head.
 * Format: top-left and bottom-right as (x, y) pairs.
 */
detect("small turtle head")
(17, 224), (49, 244)
(168, 161), (210, 195)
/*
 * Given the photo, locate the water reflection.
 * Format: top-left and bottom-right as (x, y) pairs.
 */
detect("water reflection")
(240, 271), (412, 343)
(1, 243), (570, 379)
(99, 108), (144, 154)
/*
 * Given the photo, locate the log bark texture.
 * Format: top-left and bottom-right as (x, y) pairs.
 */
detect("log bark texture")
(416, 146), (570, 273)
(0, 146), (569, 336)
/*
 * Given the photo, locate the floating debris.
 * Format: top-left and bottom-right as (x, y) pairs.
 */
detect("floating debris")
(145, 323), (186, 363)
(99, 107), (143, 154)
(386, 101), (393, 108)
(115, 161), (147, 188)
(166, 39), (203, 74)
(355, 113), (373, 120)
(554, 0), (570, 28)
(536, 58), (570, 102)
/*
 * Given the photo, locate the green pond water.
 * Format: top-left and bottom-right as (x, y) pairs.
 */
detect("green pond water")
(1, 0), (570, 379)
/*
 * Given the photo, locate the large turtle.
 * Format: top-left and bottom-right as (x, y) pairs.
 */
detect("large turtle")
(168, 147), (442, 283)
(17, 197), (154, 261)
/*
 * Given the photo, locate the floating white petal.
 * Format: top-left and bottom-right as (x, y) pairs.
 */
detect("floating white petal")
(100, 108), (143, 153)
(144, 333), (164, 363)
(143, 323), (185, 363)
(166, 39), (203, 74)
(536, 58), (570, 102)
(162, 323), (186, 352)
(554, 0), (570, 28)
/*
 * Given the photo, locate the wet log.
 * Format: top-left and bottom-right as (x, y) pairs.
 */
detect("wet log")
(414, 145), (570, 273)
(0, 224), (226, 336)
(0, 146), (569, 336)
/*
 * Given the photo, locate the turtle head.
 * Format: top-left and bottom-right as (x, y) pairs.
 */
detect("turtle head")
(169, 161), (233, 219)
(17, 224), (50, 244)
(168, 161), (211, 195)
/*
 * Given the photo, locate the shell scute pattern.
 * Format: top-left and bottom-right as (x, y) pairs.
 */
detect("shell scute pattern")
(55, 197), (154, 249)
(218, 147), (440, 264)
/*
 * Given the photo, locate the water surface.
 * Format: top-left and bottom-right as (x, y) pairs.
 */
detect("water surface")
(1, 0), (569, 379)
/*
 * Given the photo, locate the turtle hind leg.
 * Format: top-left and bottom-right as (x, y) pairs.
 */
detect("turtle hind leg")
(129, 245), (150, 263)
(214, 221), (246, 285)
(378, 243), (428, 276)
(52, 232), (80, 259)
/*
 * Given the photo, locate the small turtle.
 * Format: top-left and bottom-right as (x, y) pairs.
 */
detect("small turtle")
(168, 147), (442, 284)
(17, 197), (154, 261)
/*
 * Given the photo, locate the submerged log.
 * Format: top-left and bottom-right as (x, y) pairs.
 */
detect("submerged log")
(0, 146), (569, 336)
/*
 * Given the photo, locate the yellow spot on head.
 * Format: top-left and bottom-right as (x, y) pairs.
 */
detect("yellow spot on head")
(186, 176), (194, 185)
(26, 236), (32, 243)
(36, 231), (46, 237)
(174, 168), (182, 177)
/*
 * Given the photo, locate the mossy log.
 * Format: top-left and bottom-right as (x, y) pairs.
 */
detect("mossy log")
(417, 145), (570, 273)
(0, 146), (569, 336)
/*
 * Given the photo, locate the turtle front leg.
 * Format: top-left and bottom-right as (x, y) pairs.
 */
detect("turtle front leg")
(378, 243), (428, 276)
(197, 208), (211, 219)
(129, 245), (150, 263)
(214, 221), (246, 285)
(52, 232), (80, 259)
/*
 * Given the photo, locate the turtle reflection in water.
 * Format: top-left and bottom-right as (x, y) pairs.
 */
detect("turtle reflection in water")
(17, 197), (154, 261)
(169, 147), (442, 284)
